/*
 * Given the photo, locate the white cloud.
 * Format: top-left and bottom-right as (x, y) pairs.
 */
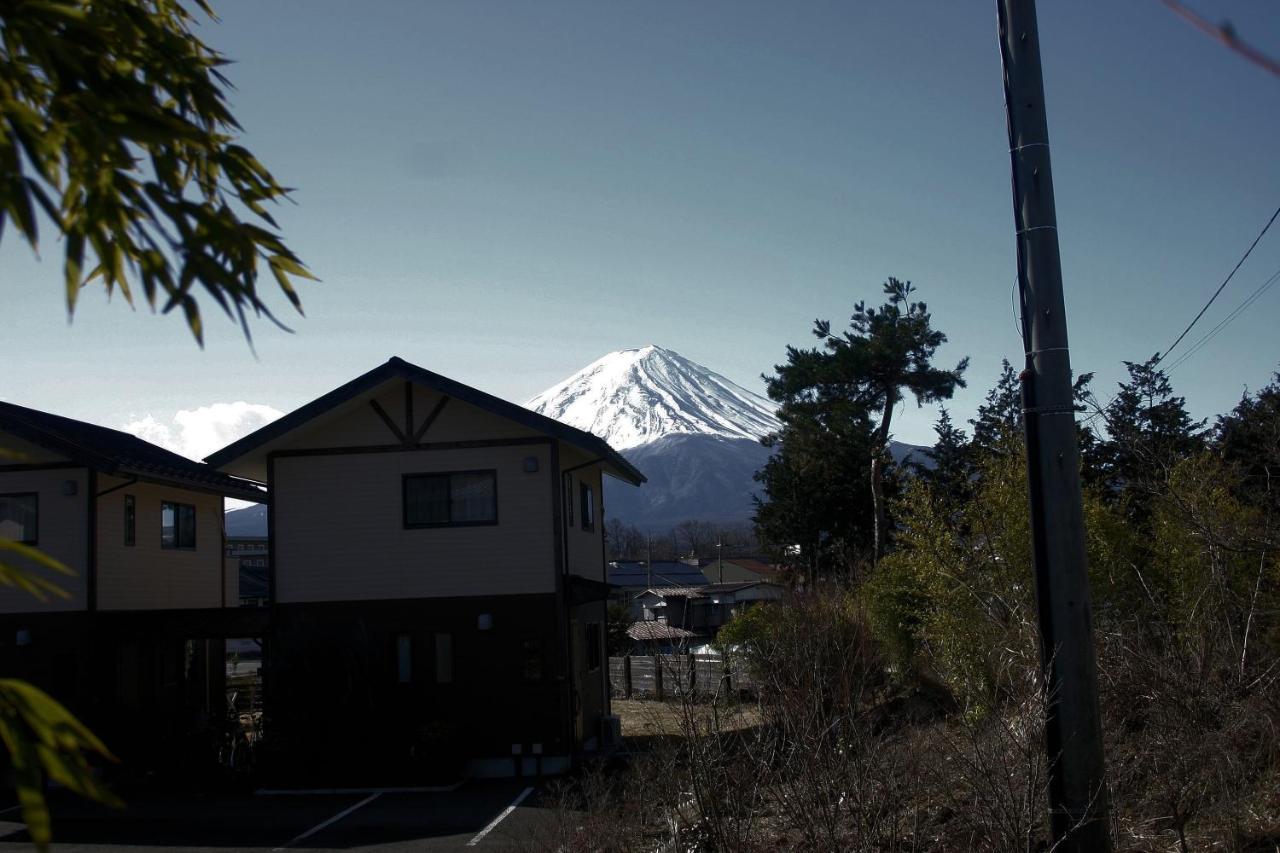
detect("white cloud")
(122, 402), (283, 511)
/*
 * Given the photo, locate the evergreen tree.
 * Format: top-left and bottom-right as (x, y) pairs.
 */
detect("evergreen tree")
(915, 407), (973, 510)
(1098, 355), (1205, 513)
(1215, 372), (1280, 513)
(765, 278), (967, 563)
(970, 359), (1022, 454)
(753, 403), (881, 580)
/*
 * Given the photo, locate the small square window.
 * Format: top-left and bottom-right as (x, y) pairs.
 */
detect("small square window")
(0, 494), (37, 545)
(579, 483), (595, 532)
(124, 495), (136, 547)
(161, 501), (196, 550)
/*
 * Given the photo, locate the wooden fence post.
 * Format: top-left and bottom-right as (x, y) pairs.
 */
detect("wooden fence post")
(654, 653), (664, 700)
(723, 653), (732, 695)
(687, 653), (696, 694)
(623, 655), (633, 699)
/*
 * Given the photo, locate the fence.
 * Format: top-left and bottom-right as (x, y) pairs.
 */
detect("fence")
(608, 654), (756, 700)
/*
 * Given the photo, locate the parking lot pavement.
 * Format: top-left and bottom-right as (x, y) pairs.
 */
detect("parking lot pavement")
(0, 780), (554, 852)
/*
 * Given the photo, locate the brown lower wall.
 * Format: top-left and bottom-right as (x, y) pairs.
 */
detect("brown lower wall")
(266, 593), (571, 783)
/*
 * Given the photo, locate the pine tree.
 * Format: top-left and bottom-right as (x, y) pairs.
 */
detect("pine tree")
(762, 278), (967, 564)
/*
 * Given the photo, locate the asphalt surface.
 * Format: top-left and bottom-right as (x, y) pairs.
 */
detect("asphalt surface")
(0, 781), (556, 852)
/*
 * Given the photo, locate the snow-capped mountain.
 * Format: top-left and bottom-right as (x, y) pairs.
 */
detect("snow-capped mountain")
(529, 345), (927, 530)
(526, 345), (778, 450)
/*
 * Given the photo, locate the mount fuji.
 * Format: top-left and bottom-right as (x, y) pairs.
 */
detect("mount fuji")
(528, 345), (922, 530)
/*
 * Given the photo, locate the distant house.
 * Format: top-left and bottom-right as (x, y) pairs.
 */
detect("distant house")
(607, 560), (710, 615)
(0, 401), (266, 764)
(205, 357), (644, 779)
(704, 557), (783, 585)
(633, 581), (785, 640)
(224, 535), (269, 607)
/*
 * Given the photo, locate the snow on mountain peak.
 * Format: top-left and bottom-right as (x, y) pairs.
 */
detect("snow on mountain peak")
(526, 346), (780, 450)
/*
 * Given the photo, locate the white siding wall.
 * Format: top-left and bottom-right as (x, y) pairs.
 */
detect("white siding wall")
(95, 477), (225, 610)
(274, 443), (555, 603)
(0, 464), (89, 613)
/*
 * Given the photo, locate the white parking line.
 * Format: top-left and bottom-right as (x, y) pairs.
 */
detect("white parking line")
(272, 792), (380, 851)
(466, 786), (534, 847)
(0, 805), (21, 817)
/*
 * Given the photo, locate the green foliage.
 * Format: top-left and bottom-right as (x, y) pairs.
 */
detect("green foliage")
(1216, 371), (1280, 514)
(1091, 356), (1205, 518)
(0, 0), (313, 343)
(913, 406), (973, 510)
(0, 680), (121, 850)
(757, 277), (968, 566)
(969, 359), (1021, 454)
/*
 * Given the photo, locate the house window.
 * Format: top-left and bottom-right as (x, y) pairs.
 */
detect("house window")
(434, 633), (453, 684)
(161, 501), (196, 550)
(403, 471), (497, 527)
(124, 495), (136, 547)
(580, 482), (595, 532)
(396, 634), (413, 683)
(0, 493), (38, 545)
(586, 622), (602, 672)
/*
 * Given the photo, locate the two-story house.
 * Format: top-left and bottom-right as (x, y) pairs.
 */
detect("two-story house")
(0, 401), (267, 766)
(205, 357), (644, 781)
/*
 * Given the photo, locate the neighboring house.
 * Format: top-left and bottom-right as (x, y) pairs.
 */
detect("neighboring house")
(225, 535), (269, 607)
(704, 557), (784, 585)
(205, 357), (645, 779)
(633, 581), (785, 639)
(607, 560), (710, 615)
(0, 401), (267, 764)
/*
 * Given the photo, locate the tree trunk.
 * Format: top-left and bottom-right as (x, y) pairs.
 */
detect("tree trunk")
(871, 393), (895, 564)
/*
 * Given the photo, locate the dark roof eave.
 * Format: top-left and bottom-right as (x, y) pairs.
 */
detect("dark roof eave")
(204, 357), (646, 485)
(118, 467), (268, 503)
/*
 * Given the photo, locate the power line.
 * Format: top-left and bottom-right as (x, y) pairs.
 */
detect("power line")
(1165, 263), (1280, 373)
(1158, 0), (1280, 78)
(1155, 203), (1280, 366)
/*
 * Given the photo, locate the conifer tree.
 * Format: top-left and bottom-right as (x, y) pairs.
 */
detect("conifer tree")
(762, 278), (967, 563)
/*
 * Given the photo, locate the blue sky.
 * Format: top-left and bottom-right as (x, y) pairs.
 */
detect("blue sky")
(2, 0), (1278, 452)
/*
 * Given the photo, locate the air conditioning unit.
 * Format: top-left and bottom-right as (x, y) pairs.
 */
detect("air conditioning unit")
(600, 714), (622, 748)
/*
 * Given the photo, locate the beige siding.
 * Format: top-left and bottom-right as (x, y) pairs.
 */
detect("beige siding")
(274, 444), (555, 603)
(422, 396), (543, 444)
(95, 477), (225, 611)
(0, 467), (89, 613)
(561, 446), (606, 583)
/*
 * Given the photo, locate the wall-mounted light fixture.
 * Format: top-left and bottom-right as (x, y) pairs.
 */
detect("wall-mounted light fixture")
(522, 456), (540, 473)
(62, 480), (78, 496)
(477, 613), (494, 631)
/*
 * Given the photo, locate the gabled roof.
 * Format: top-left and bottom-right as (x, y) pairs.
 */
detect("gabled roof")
(627, 621), (697, 642)
(0, 401), (266, 502)
(203, 357), (645, 486)
(635, 581), (783, 600)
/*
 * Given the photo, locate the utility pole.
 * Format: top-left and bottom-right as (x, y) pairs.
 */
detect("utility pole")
(716, 538), (724, 584)
(995, 2), (1112, 850)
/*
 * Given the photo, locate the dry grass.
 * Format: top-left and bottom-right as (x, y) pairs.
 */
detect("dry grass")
(612, 698), (761, 739)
